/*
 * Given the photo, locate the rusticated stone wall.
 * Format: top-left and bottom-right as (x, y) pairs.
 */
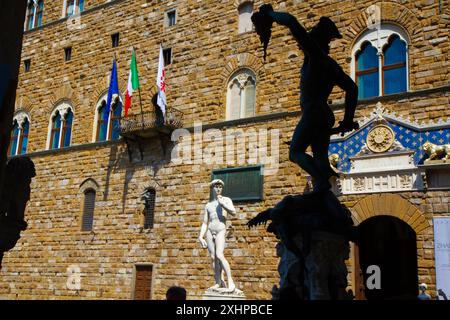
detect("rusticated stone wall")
(1, 0), (448, 299)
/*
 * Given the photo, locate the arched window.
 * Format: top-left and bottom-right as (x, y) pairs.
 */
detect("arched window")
(47, 102), (74, 150)
(383, 35), (407, 95)
(19, 118), (30, 155)
(9, 112), (31, 156)
(79, 178), (99, 232)
(62, 109), (73, 148)
(110, 102), (122, 140)
(97, 101), (108, 142)
(238, 2), (253, 34)
(36, 0), (44, 27)
(66, 0), (84, 17)
(94, 95), (123, 142)
(352, 24), (409, 99)
(26, 2), (34, 31)
(226, 69), (256, 120)
(8, 121), (20, 156)
(356, 42), (379, 99)
(81, 188), (95, 231)
(50, 112), (62, 150)
(25, 0), (44, 31)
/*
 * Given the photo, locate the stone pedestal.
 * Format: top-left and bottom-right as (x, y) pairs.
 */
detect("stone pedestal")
(202, 287), (246, 300)
(302, 231), (351, 300)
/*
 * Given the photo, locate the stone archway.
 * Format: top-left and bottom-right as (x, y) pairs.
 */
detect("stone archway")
(350, 193), (432, 299)
(351, 194), (430, 234)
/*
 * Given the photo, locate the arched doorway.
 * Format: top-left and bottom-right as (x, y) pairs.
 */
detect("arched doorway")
(355, 216), (418, 300)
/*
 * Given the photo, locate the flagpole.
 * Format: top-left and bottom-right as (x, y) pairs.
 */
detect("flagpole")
(132, 47), (145, 130)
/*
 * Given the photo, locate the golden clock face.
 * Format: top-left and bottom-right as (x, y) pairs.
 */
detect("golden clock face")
(366, 125), (395, 153)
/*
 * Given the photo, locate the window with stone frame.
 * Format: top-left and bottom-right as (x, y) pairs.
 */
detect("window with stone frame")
(79, 178), (99, 232)
(142, 188), (156, 229)
(94, 95), (123, 142)
(8, 113), (30, 156)
(165, 9), (177, 27)
(47, 102), (74, 150)
(163, 48), (172, 66)
(353, 24), (409, 99)
(66, 0), (84, 17)
(211, 165), (263, 202)
(81, 188), (95, 231)
(226, 69), (256, 120)
(25, 0), (44, 31)
(111, 33), (120, 48)
(238, 2), (253, 34)
(64, 47), (72, 62)
(24, 59), (31, 72)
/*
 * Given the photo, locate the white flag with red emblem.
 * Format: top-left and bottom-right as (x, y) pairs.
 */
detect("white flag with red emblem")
(156, 45), (167, 116)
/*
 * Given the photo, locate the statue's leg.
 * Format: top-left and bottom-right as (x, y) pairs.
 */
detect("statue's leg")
(311, 131), (334, 192)
(289, 115), (323, 183)
(206, 230), (222, 287)
(215, 230), (235, 291)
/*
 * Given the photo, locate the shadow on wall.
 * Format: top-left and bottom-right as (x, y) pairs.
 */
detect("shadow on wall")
(103, 135), (173, 216)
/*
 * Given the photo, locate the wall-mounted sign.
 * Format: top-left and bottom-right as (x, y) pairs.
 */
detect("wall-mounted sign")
(434, 217), (450, 300)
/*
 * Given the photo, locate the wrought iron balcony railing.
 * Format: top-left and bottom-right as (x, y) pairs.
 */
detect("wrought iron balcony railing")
(120, 107), (183, 138)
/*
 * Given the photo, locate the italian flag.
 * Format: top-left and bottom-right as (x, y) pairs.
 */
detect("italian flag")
(124, 49), (140, 117)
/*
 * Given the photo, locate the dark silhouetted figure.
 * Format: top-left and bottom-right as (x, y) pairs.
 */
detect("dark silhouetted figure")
(252, 4), (359, 192)
(0, 157), (36, 268)
(247, 191), (356, 300)
(166, 286), (187, 300)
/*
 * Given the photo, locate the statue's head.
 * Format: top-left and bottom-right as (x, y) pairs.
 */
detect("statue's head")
(210, 179), (224, 196)
(422, 141), (432, 152)
(309, 17), (342, 54)
(419, 283), (427, 293)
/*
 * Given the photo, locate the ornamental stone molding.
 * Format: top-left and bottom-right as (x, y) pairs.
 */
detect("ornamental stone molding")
(334, 150), (423, 195)
(13, 111), (30, 128)
(231, 71), (256, 89)
(366, 124), (395, 153)
(51, 101), (73, 119)
(329, 102), (450, 195)
(331, 102), (450, 142)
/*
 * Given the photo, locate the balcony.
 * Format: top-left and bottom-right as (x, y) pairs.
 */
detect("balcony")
(119, 107), (183, 160)
(120, 107), (183, 138)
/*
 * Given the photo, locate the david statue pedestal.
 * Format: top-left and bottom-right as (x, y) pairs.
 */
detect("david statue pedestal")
(199, 179), (245, 300)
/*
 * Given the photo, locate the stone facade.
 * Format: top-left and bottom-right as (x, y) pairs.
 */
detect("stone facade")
(1, 0), (449, 299)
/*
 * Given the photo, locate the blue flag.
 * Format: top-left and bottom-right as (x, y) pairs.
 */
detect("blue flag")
(104, 59), (119, 121)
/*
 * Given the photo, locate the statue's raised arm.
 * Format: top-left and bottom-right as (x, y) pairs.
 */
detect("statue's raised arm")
(252, 4), (336, 60)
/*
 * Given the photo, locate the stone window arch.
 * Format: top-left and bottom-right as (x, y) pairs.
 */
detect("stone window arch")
(8, 112), (30, 156)
(93, 93), (123, 142)
(352, 24), (409, 99)
(46, 101), (74, 150)
(226, 69), (256, 120)
(25, 0), (44, 31)
(238, 2), (253, 34)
